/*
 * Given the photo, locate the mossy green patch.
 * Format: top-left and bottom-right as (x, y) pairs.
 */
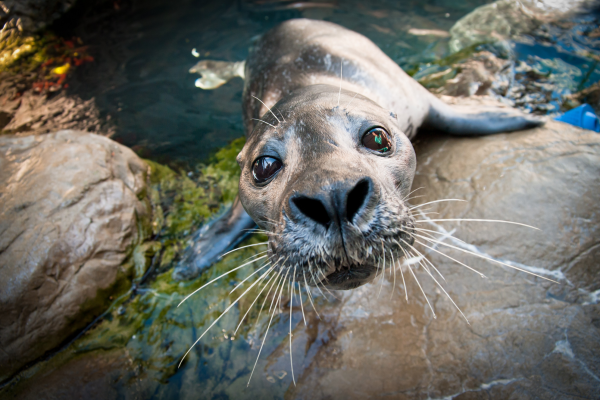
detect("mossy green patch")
(143, 136), (246, 274)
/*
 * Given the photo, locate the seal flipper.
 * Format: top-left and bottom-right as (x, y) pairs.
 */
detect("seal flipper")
(172, 197), (257, 281)
(424, 96), (544, 135)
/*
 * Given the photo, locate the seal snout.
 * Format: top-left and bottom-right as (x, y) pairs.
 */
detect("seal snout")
(288, 177), (373, 228)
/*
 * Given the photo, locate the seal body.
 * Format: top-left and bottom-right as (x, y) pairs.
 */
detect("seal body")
(242, 19), (429, 140)
(178, 19), (542, 288)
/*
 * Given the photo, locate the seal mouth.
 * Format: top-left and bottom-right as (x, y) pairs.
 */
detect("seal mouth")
(319, 263), (380, 290)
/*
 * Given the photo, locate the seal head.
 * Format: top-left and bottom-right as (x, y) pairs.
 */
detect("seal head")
(238, 85), (416, 290)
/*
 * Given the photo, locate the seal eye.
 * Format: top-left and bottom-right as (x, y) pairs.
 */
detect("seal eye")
(252, 156), (283, 184)
(362, 127), (392, 153)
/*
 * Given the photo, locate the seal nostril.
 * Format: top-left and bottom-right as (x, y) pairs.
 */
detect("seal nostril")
(346, 179), (370, 223)
(292, 196), (331, 226)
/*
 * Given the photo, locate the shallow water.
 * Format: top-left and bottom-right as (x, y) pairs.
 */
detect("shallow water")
(3, 0), (600, 399)
(55, 0), (599, 166)
(56, 0), (510, 164)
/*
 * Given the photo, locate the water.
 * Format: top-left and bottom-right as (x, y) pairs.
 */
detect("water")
(54, 0), (504, 165)
(3, 0), (599, 399)
(53, 0), (599, 166)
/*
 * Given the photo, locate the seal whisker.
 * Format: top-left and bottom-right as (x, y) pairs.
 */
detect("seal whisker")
(404, 239), (446, 282)
(375, 255), (382, 284)
(251, 118), (277, 129)
(414, 239), (486, 278)
(289, 265), (297, 386)
(304, 270), (321, 319)
(414, 233), (559, 283)
(377, 241), (386, 299)
(405, 250), (437, 319)
(275, 107), (287, 123)
(398, 246), (410, 302)
(409, 210), (440, 218)
(269, 271), (286, 314)
(317, 267), (340, 300)
(178, 254), (268, 307)
(219, 242), (268, 259)
(405, 194), (426, 203)
(241, 228), (282, 236)
(337, 59), (343, 107)
(402, 187), (424, 201)
(390, 250), (397, 299)
(254, 268), (283, 330)
(308, 261), (327, 299)
(409, 199), (468, 210)
(407, 228), (470, 250)
(178, 264), (274, 368)
(414, 219), (540, 230)
(411, 227), (466, 243)
(344, 92), (359, 111)
(248, 268), (290, 386)
(256, 216), (280, 228)
(234, 269), (279, 334)
(415, 253), (470, 324)
(412, 228), (475, 258)
(297, 269), (307, 326)
(230, 260), (272, 294)
(251, 95), (281, 124)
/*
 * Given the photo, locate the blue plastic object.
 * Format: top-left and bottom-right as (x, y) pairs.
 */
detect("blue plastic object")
(555, 104), (600, 132)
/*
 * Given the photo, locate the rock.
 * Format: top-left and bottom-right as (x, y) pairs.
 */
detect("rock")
(566, 82), (600, 116)
(291, 99), (600, 399)
(433, 51), (512, 98)
(0, 130), (150, 382)
(429, 51), (584, 114)
(0, 0), (75, 34)
(449, 0), (596, 52)
(0, 90), (109, 136)
(9, 349), (143, 400)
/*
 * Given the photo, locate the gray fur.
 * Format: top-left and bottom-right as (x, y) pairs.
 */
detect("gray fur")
(177, 19), (543, 288)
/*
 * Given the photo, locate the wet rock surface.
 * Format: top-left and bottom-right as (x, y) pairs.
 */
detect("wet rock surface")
(0, 130), (149, 382)
(290, 101), (600, 399)
(449, 0), (597, 52)
(0, 87), (108, 135)
(0, 0), (75, 33)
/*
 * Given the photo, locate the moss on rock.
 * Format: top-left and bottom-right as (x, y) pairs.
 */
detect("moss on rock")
(142, 136), (246, 275)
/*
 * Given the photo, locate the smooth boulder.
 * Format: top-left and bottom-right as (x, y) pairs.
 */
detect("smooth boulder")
(0, 130), (149, 382)
(449, 0), (596, 52)
(292, 99), (600, 399)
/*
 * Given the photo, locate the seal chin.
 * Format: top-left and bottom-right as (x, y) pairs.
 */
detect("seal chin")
(320, 264), (380, 290)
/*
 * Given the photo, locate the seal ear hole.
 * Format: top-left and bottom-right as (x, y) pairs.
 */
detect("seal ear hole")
(292, 196), (331, 227)
(346, 179), (370, 223)
(362, 127), (392, 153)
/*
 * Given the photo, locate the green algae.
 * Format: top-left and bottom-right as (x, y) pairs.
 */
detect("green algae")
(414, 43), (487, 89)
(0, 29), (38, 73)
(142, 136), (246, 275)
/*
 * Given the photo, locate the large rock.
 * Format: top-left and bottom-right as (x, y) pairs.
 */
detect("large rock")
(449, 0), (596, 52)
(291, 101), (600, 399)
(0, 130), (149, 382)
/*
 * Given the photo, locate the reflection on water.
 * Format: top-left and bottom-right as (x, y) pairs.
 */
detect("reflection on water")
(56, 0), (599, 166)
(56, 0), (502, 165)
(3, 0), (599, 398)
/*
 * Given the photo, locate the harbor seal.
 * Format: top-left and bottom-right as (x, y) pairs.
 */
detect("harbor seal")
(177, 18), (542, 289)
